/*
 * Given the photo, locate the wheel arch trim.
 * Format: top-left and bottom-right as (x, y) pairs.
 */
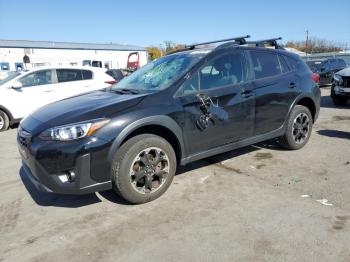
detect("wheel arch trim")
(107, 115), (185, 162)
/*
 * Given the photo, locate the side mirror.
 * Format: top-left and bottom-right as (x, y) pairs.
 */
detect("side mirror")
(12, 81), (23, 89)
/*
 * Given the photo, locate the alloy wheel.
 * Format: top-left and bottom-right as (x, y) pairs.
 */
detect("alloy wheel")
(0, 115), (4, 130)
(292, 113), (310, 144)
(129, 147), (170, 194)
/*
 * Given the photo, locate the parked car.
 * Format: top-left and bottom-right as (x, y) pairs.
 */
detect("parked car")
(18, 36), (320, 204)
(331, 67), (350, 105)
(106, 69), (125, 82)
(306, 58), (347, 86)
(0, 70), (16, 80)
(0, 66), (116, 131)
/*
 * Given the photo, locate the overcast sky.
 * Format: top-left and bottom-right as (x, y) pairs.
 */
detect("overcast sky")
(0, 0), (349, 47)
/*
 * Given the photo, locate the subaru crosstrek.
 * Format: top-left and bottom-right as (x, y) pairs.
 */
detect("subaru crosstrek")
(18, 36), (320, 204)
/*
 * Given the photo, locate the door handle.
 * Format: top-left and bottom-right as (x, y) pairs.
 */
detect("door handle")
(288, 82), (296, 89)
(44, 90), (54, 92)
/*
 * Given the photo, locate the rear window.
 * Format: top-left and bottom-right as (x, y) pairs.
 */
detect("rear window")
(250, 51), (284, 79)
(57, 69), (83, 83)
(82, 70), (93, 80)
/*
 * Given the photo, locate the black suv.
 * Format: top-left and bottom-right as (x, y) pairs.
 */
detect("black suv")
(306, 58), (347, 86)
(18, 36), (320, 204)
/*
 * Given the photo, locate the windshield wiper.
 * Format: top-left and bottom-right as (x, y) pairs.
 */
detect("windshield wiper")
(112, 88), (139, 95)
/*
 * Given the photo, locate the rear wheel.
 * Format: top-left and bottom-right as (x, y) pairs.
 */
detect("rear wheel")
(0, 110), (10, 132)
(112, 134), (176, 204)
(279, 105), (312, 150)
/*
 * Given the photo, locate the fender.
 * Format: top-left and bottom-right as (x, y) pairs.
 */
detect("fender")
(107, 115), (185, 162)
(0, 104), (14, 123)
(287, 93), (318, 123)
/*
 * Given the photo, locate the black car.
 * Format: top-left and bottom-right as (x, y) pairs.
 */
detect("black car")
(18, 36), (321, 204)
(106, 69), (125, 82)
(306, 58), (347, 86)
(331, 67), (350, 105)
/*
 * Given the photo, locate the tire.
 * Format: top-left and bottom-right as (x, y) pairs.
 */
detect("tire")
(111, 134), (176, 204)
(331, 86), (348, 106)
(279, 105), (313, 150)
(0, 110), (10, 132)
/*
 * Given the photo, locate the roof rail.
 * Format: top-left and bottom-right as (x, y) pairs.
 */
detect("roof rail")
(167, 35), (251, 55)
(246, 37), (284, 49)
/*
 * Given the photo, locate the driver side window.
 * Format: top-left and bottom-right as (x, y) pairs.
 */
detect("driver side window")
(19, 70), (53, 87)
(181, 52), (248, 95)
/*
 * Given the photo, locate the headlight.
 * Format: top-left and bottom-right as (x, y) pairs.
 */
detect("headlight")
(333, 74), (343, 86)
(40, 119), (109, 141)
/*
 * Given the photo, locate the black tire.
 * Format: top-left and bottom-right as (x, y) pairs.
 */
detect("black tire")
(279, 105), (313, 150)
(0, 110), (10, 132)
(111, 134), (176, 204)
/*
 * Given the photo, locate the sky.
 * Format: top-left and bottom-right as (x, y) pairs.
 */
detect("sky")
(0, 0), (349, 48)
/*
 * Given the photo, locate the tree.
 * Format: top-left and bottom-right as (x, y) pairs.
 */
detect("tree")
(147, 46), (163, 61)
(285, 37), (342, 53)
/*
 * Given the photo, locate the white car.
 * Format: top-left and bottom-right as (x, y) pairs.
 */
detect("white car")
(0, 66), (116, 131)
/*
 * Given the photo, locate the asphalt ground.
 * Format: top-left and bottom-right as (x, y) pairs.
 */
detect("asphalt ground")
(0, 86), (349, 262)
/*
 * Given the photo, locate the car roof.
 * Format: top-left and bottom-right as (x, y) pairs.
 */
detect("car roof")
(24, 65), (107, 72)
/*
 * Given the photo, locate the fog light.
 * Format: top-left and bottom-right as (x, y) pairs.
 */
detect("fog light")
(58, 174), (69, 183)
(67, 171), (76, 182)
(58, 171), (76, 183)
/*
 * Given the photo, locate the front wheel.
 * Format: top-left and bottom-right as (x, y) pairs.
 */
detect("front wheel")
(0, 110), (10, 132)
(279, 105), (313, 150)
(112, 134), (176, 204)
(331, 86), (348, 106)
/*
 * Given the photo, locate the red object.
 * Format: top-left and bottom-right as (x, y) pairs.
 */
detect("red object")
(105, 80), (117, 85)
(127, 52), (140, 72)
(312, 73), (320, 84)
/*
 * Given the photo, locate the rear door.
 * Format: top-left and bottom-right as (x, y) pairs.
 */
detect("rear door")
(176, 50), (255, 155)
(55, 69), (95, 100)
(249, 50), (301, 135)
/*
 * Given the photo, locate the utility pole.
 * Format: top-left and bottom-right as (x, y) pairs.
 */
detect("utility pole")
(305, 30), (309, 59)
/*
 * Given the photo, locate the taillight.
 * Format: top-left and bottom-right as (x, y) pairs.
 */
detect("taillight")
(105, 80), (117, 85)
(312, 73), (320, 84)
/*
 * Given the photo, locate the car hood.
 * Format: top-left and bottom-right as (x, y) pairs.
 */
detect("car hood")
(336, 67), (350, 76)
(28, 90), (148, 128)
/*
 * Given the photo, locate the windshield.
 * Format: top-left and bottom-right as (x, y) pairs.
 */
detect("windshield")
(113, 52), (205, 91)
(0, 71), (21, 85)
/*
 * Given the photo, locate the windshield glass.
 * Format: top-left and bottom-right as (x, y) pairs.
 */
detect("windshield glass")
(113, 52), (206, 91)
(0, 71), (21, 85)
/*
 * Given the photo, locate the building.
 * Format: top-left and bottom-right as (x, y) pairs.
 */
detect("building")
(0, 40), (148, 71)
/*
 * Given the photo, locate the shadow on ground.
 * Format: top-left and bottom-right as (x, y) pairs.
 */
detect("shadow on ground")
(317, 130), (350, 140)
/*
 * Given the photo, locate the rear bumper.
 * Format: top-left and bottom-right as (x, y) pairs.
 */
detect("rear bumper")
(20, 151), (112, 195)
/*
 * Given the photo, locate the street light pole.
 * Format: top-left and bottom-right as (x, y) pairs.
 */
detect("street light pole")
(305, 30), (309, 59)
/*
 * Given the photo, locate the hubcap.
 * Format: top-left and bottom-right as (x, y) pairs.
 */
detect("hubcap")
(292, 113), (310, 144)
(0, 115), (4, 130)
(129, 147), (170, 194)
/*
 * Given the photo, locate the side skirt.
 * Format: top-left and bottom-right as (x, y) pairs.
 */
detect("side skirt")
(180, 127), (285, 165)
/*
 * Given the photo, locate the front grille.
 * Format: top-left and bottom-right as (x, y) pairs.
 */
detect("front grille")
(18, 127), (32, 147)
(343, 77), (350, 88)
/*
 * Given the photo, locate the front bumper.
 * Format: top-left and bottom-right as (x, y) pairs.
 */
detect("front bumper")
(20, 152), (112, 194)
(333, 85), (350, 97)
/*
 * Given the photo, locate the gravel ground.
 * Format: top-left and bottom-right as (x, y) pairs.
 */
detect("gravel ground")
(0, 87), (349, 262)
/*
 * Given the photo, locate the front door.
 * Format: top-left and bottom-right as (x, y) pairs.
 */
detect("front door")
(12, 69), (57, 117)
(176, 51), (255, 156)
